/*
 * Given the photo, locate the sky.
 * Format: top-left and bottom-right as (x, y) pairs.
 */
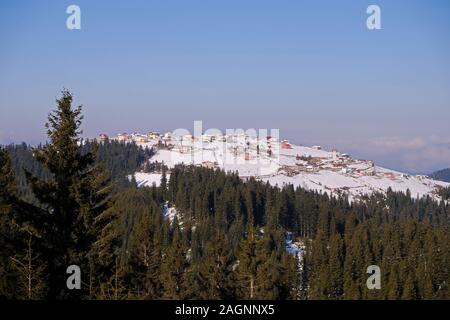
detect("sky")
(1, 0), (449, 174)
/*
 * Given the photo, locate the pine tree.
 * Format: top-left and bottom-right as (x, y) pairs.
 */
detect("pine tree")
(25, 90), (111, 299)
(328, 233), (344, 299)
(0, 148), (20, 298)
(255, 251), (278, 299)
(386, 264), (401, 300)
(308, 229), (329, 299)
(144, 235), (163, 299)
(87, 197), (120, 299)
(401, 272), (417, 300)
(160, 221), (187, 299)
(235, 218), (262, 299)
(161, 165), (168, 194)
(280, 250), (300, 300)
(343, 227), (365, 300)
(197, 230), (234, 299)
(0, 148), (17, 207)
(9, 224), (47, 299)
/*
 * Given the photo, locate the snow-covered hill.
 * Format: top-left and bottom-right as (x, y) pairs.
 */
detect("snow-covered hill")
(118, 131), (449, 202)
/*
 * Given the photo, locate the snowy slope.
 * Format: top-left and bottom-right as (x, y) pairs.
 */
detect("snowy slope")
(133, 172), (168, 187)
(127, 132), (449, 201)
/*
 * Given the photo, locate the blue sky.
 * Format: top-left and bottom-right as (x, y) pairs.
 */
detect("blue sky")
(1, 0), (449, 173)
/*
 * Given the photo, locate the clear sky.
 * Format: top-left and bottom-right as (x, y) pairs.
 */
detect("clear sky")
(1, 0), (449, 173)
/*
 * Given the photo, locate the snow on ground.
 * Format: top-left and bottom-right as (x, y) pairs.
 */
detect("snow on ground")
(132, 172), (168, 187)
(286, 232), (305, 271)
(262, 168), (447, 201)
(163, 202), (178, 223)
(130, 133), (449, 202)
(286, 233), (305, 260)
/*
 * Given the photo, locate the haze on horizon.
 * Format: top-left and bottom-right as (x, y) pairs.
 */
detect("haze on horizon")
(1, 0), (450, 174)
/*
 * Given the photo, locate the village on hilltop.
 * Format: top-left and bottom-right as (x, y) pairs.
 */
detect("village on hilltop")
(95, 131), (435, 186)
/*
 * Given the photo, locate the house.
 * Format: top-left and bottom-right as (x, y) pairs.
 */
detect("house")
(281, 140), (293, 149)
(341, 167), (352, 174)
(202, 134), (212, 142)
(332, 149), (340, 159)
(226, 135), (236, 143)
(178, 144), (193, 154)
(364, 167), (376, 176)
(201, 161), (217, 169)
(117, 133), (129, 142)
(312, 145), (322, 150)
(383, 172), (399, 180)
(134, 135), (148, 143)
(147, 131), (160, 140)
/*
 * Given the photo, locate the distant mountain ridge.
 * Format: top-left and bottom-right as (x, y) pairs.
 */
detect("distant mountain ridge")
(431, 168), (450, 182)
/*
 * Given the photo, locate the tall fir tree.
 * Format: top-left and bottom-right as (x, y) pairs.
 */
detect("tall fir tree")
(235, 216), (263, 299)
(197, 230), (235, 299)
(160, 220), (187, 299)
(25, 90), (111, 299)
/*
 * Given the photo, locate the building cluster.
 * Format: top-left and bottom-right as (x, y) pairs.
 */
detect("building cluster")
(281, 150), (377, 178)
(96, 131), (428, 183)
(163, 133), (282, 161)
